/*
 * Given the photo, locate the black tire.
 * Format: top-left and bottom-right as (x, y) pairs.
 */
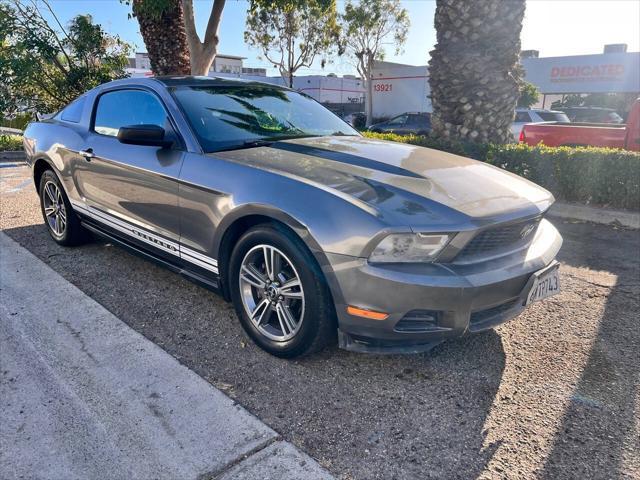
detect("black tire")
(229, 223), (336, 358)
(38, 169), (88, 246)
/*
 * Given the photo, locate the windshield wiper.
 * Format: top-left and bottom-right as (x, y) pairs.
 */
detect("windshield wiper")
(212, 134), (319, 153)
(214, 139), (275, 152)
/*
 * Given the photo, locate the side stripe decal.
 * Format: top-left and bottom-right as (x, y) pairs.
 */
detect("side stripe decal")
(70, 199), (219, 274)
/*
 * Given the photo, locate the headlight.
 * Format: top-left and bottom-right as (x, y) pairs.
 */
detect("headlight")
(368, 233), (452, 263)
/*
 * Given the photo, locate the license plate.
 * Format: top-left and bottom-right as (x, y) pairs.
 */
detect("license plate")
(526, 264), (560, 305)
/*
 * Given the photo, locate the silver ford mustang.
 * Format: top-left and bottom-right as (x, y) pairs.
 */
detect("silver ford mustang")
(23, 76), (562, 357)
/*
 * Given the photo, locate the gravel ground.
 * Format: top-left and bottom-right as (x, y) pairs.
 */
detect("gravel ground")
(2, 164), (639, 480)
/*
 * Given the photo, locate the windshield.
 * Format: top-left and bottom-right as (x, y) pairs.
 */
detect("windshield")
(172, 84), (360, 152)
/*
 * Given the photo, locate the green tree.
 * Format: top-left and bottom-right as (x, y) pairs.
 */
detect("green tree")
(517, 81), (540, 108)
(127, 0), (226, 75)
(340, 0), (409, 126)
(428, 0), (526, 144)
(1, 0), (130, 114)
(129, 0), (191, 75)
(244, 0), (341, 88)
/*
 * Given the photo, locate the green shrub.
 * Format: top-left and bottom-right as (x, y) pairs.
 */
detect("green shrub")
(0, 135), (23, 152)
(363, 132), (640, 210)
(0, 112), (33, 131)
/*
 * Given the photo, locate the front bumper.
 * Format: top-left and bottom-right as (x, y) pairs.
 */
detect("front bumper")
(325, 219), (563, 354)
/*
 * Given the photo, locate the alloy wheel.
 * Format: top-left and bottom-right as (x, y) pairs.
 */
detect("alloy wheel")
(239, 244), (305, 341)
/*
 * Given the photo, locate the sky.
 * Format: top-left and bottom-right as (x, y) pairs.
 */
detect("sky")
(44, 0), (640, 76)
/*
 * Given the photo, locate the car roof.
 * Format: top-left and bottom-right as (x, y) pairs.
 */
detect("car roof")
(99, 75), (287, 90)
(560, 106), (616, 112)
(153, 75), (279, 88)
(516, 108), (564, 113)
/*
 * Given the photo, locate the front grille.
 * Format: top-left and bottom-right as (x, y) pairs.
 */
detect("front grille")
(458, 216), (542, 260)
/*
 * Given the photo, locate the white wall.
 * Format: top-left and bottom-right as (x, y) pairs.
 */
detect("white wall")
(370, 63), (430, 119)
(206, 73), (365, 105)
(295, 76), (365, 105)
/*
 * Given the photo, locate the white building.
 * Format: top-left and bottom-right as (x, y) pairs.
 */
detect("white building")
(367, 46), (640, 118)
(212, 54), (245, 74)
(128, 52), (246, 75)
(370, 60), (430, 119)
(520, 46), (640, 108)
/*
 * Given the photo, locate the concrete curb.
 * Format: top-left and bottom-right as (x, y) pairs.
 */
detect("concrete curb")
(549, 202), (639, 229)
(0, 232), (334, 480)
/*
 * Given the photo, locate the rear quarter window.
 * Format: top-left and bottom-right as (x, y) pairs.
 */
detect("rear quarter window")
(57, 96), (86, 123)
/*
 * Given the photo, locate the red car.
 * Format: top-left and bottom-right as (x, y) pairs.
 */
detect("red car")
(521, 99), (640, 151)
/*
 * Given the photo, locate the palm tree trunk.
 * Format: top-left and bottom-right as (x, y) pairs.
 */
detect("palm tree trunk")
(428, 0), (526, 144)
(132, 0), (191, 76)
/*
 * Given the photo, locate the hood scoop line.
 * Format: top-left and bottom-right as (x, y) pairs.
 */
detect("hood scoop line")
(271, 142), (425, 179)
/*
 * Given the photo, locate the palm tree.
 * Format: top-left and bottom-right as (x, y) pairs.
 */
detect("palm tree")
(132, 0), (190, 75)
(428, 0), (526, 144)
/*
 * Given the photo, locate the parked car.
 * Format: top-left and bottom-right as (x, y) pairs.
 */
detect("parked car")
(23, 77), (562, 357)
(368, 112), (431, 135)
(559, 106), (624, 124)
(521, 99), (640, 151)
(511, 108), (570, 140)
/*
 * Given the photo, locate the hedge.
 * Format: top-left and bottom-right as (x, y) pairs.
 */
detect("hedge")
(363, 132), (640, 211)
(0, 135), (23, 152)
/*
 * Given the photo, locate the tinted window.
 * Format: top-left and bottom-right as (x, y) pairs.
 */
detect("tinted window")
(515, 111), (532, 123)
(172, 85), (359, 152)
(407, 114), (430, 126)
(94, 89), (168, 137)
(58, 96), (86, 123)
(537, 112), (570, 122)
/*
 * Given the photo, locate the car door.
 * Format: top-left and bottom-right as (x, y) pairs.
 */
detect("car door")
(405, 114), (430, 135)
(73, 87), (185, 259)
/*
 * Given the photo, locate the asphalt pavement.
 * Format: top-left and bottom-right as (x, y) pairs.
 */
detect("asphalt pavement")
(1, 164), (638, 479)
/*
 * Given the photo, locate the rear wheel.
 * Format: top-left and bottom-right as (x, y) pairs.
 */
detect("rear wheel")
(229, 224), (336, 357)
(38, 169), (88, 246)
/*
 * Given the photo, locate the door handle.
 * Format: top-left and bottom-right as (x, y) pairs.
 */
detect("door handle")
(79, 148), (94, 161)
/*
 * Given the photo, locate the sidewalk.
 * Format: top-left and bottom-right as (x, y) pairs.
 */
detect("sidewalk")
(0, 232), (334, 480)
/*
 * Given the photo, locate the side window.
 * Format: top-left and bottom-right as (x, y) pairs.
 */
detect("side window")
(94, 89), (168, 137)
(408, 114), (430, 126)
(58, 96), (86, 123)
(388, 114), (408, 125)
(515, 112), (531, 123)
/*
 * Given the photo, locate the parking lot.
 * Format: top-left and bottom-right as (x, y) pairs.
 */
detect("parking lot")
(1, 163), (638, 479)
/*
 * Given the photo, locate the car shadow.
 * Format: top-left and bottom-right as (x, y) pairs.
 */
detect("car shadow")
(2, 222), (506, 479)
(539, 220), (640, 479)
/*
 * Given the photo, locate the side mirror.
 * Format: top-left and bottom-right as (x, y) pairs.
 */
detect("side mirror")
(117, 124), (173, 148)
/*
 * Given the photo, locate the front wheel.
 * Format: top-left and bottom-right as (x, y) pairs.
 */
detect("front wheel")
(229, 224), (336, 358)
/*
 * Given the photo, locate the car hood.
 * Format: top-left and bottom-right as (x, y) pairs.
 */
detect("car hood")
(212, 135), (553, 227)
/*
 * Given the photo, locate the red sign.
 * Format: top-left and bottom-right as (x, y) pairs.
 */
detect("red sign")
(550, 64), (625, 83)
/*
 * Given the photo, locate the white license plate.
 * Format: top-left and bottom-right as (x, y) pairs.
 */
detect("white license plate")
(526, 264), (560, 305)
